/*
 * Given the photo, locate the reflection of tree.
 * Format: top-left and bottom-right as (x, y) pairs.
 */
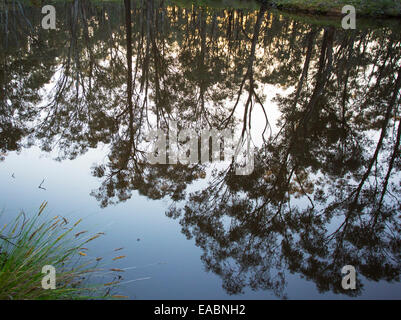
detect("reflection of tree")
(2, 0), (401, 298)
(0, 2), (58, 153)
(34, 0), (125, 159)
(221, 4), (268, 138)
(167, 21), (401, 297)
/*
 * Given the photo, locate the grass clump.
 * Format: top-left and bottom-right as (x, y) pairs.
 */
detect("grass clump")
(0, 202), (122, 300)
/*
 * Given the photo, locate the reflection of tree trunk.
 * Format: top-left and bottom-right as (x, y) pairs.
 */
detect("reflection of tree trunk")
(332, 68), (401, 243)
(4, 3), (9, 49)
(222, 4), (267, 134)
(374, 68), (401, 218)
(227, 10), (233, 39)
(376, 115), (401, 215)
(292, 28), (317, 109)
(81, 1), (94, 93)
(301, 27), (335, 127)
(339, 35), (356, 156)
(242, 5), (265, 132)
(198, 9), (207, 121)
(125, 0), (133, 147)
(353, 68), (401, 211)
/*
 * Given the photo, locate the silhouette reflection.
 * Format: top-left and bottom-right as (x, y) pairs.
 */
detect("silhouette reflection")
(1, 0), (401, 298)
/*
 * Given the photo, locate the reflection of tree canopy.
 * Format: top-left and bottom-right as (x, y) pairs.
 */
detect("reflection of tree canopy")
(1, 0), (401, 298)
(167, 21), (401, 297)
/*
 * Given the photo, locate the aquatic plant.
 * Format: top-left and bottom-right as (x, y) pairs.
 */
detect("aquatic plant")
(0, 202), (125, 299)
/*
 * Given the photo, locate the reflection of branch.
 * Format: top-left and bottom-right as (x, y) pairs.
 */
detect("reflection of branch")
(294, 171), (315, 209)
(372, 68), (401, 224)
(253, 89), (271, 141)
(220, 5), (267, 137)
(377, 118), (401, 210)
(352, 67), (401, 206)
(301, 27), (334, 127)
(38, 179), (46, 190)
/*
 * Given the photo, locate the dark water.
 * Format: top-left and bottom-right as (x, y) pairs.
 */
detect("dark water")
(1, 0), (401, 299)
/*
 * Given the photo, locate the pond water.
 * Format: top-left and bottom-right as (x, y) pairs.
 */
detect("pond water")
(1, 0), (401, 299)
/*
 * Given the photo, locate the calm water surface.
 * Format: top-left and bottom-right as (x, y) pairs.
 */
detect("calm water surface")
(1, 0), (401, 299)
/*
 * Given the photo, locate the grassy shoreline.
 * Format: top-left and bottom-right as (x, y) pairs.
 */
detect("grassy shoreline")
(261, 0), (401, 18)
(10, 0), (401, 18)
(0, 202), (125, 300)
